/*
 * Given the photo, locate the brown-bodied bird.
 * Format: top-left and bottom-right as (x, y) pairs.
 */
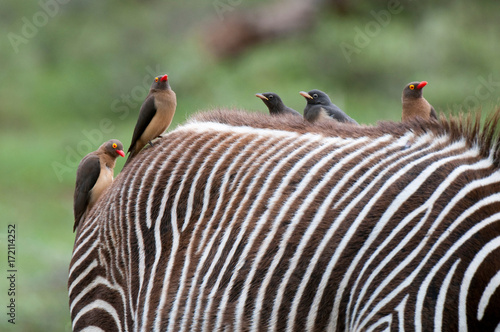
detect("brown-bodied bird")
(125, 74), (177, 165)
(255, 92), (301, 117)
(73, 139), (125, 232)
(401, 81), (437, 122)
(300, 89), (358, 124)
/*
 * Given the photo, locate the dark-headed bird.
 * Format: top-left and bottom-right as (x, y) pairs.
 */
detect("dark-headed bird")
(300, 89), (358, 124)
(255, 92), (301, 117)
(125, 74), (177, 166)
(73, 139), (125, 233)
(401, 81), (437, 122)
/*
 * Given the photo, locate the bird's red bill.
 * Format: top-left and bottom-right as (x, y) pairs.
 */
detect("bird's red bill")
(417, 81), (428, 89)
(117, 150), (125, 157)
(160, 75), (168, 82)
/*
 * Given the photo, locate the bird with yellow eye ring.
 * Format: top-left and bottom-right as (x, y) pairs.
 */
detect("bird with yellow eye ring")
(401, 81), (437, 122)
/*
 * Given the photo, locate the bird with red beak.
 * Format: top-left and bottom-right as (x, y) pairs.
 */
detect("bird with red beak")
(125, 74), (177, 166)
(401, 81), (437, 122)
(73, 139), (125, 233)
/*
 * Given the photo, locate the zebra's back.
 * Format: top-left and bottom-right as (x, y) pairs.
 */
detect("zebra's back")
(69, 110), (500, 331)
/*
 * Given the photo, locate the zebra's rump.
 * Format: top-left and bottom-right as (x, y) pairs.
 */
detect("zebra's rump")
(69, 109), (500, 332)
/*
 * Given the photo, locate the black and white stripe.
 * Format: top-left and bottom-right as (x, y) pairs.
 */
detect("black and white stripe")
(69, 110), (500, 331)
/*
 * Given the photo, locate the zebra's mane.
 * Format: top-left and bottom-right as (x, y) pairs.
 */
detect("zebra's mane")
(188, 108), (500, 167)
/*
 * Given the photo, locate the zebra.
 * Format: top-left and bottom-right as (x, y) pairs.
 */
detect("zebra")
(68, 109), (500, 331)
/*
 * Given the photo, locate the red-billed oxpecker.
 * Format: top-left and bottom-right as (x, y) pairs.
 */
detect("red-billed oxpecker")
(125, 74), (177, 166)
(73, 139), (125, 232)
(401, 81), (437, 122)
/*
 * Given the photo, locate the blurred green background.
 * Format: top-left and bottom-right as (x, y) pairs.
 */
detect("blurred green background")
(1, 0), (500, 330)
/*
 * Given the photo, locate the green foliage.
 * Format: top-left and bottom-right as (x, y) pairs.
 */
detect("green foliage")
(1, 0), (500, 330)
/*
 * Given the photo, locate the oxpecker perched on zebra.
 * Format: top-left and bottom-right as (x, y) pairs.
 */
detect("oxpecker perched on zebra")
(73, 139), (124, 233)
(401, 81), (438, 122)
(125, 74), (177, 166)
(69, 109), (500, 331)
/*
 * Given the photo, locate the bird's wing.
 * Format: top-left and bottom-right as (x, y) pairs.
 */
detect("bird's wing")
(127, 95), (157, 153)
(430, 105), (438, 120)
(73, 154), (100, 231)
(284, 107), (302, 117)
(303, 105), (320, 122)
(323, 105), (358, 124)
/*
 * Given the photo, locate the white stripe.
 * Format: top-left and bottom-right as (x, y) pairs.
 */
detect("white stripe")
(69, 240), (100, 281)
(68, 259), (99, 298)
(459, 236), (500, 331)
(138, 138), (196, 330)
(173, 136), (255, 331)
(396, 294), (409, 332)
(149, 134), (222, 331)
(333, 131), (415, 209)
(287, 133), (434, 331)
(225, 136), (350, 331)
(181, 135), (244, 232)
(477, 269), (500, 320)
(80, 327), (105, 332)
(434, 259), (460, 332)
(164, 134), (240, 331)
(179, 135), (288, 332)
(193, 133), (299, 255)
(412, 182), (500, 331)
(133, 143), (175, 325)
(357, 166), (497, 331)
(196, 134), (290, 329)
(291, 133), (447, 331)
(70, 276), (126, 319)
(324, 137), (466, 331)
(107, 203), (125, 282)
(185, 135), (296, 331)
(145, 134), (188, 229)
(342, 138), (437, 326)
(202, 135), (325, 331)
(126, 158), (148, 313)
(352, 152), (486, 331)
(119, 175), (135, 322)
(257, 135), (389, 331)
(71, 213), (100, 258)
(115, 165), (144, 331)
(72, 300), (122, 331)
(366, 315), (391, 332)
(282, 134), (412, 331)
(181, 120), (322, 141)
(146, 135), (188, 228)
(72, 299), (122, 332)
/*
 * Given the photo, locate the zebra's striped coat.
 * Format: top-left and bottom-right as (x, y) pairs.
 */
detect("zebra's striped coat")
(69, 110), (500, 331)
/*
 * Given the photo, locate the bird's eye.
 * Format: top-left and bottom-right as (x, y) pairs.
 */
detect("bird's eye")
(313, 94), (318, 98)
(112, 143), (117, 149)
(409, 85), (415, 90)
(268, 95), (273, 99)
(155, 78), (159, 82)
